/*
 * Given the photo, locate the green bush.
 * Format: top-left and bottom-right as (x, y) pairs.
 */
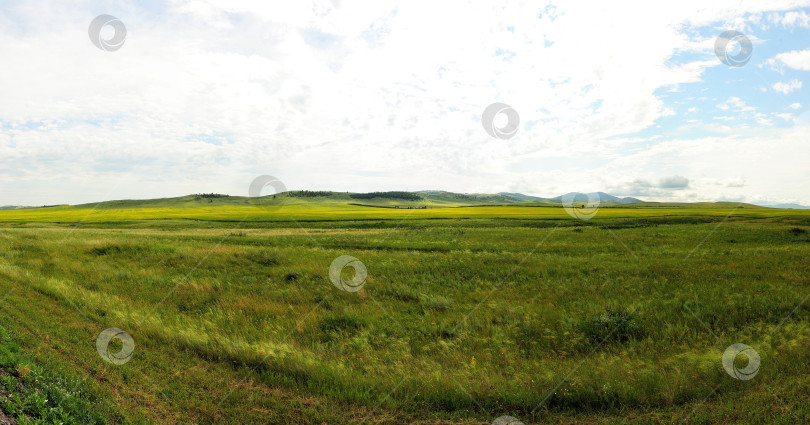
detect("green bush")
(579, 307), (642, 345)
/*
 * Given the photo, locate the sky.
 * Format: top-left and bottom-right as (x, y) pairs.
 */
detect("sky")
(0, 0), (808, 206)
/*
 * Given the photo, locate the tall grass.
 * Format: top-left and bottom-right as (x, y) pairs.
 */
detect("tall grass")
(0, 215), (808, 423)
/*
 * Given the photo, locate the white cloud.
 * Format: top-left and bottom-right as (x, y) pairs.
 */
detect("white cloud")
(772, 49), (810, 70)
(773, 79), (803, 94)
(659, 175), (690, 189)
(716, 97), (757, 114)
(601, 124), (810, 203)
(0, 0), (809, 205)
(767, 10), (810, 27)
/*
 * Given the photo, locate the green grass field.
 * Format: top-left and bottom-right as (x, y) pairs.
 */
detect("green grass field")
(0, 199), (808, 423)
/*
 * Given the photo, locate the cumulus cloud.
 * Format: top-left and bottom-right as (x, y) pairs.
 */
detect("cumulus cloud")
(0, 0), (809, 205)
(611, 175), (689, 197)
(767, 10), (810, 28)
(773, 79), (803, 94)
(658, 175), (690, 189)
(771, 49), (810, 70)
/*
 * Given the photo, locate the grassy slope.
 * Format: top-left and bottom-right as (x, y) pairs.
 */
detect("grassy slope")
(71, 192), (521, 210)
(0, 193), (790, 224)
(0, 203), (808, 424)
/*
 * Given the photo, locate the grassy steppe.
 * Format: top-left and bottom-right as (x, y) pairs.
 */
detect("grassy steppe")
(0, 202), (808, 423)
(0, 200), (796, 224)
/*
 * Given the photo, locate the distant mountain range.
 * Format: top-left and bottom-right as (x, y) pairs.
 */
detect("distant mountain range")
(1, 191), (808, 209)
(0, 204), (67, 210)
(757, 203), (810, 210)
(498, 191), (644, 204)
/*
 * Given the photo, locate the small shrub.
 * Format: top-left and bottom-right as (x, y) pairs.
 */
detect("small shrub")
(247, 251), (280, 266)
(380, 285), (420, 302)
(15, 364), (30, 379)
(319, 315), (365, 334)
(22, 391), (47, 416)
(314, 296), (332, 310)
(1, 374), (16, 392)
(89, 244), (143, 256)
(579, 307), (641, 345)
(439, 326), (457, 339)
(285, 271), (301, 282)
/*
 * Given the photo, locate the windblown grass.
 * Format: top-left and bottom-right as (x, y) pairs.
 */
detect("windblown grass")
(0, 209), (808, 423)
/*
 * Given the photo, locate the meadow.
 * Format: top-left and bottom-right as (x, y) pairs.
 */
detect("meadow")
(0, 201), (808, 423)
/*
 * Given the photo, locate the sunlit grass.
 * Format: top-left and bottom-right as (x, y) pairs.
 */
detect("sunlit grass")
(0, 210), (808, 423)
(1, 201), (807, 224)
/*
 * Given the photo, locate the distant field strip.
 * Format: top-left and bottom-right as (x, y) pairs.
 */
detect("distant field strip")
(0, 204), (805, 223)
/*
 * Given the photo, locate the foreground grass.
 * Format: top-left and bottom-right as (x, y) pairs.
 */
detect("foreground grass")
(0, 207), (808, 423)
(0, 324), (119, 424)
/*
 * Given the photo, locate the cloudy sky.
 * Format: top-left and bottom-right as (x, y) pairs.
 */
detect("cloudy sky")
(0, 0), (808, 206)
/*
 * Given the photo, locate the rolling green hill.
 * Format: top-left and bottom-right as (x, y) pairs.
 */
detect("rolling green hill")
(9, 190), (767, 215)
(70, 190), (650, 210)
(68, 191), (527, 210)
